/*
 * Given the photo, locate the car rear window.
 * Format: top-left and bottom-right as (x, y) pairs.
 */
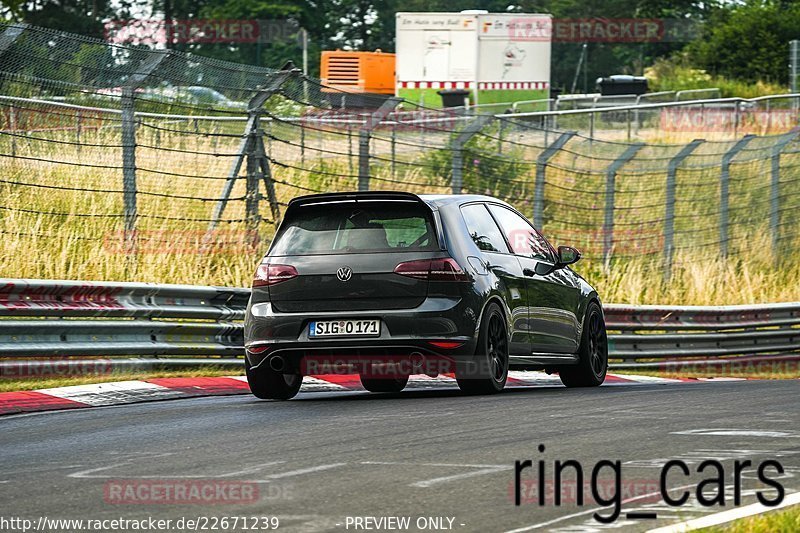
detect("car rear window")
(270, 202), (439, 255)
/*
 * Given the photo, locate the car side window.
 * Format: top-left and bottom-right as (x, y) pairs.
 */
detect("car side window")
(460, 204), (509, 254)
(487, 204), (555, 263)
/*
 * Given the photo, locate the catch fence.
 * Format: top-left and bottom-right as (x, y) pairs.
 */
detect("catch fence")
(1, 23), (800, 282)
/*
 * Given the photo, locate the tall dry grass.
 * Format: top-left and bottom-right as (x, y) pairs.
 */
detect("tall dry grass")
(1, 110), (798, 305)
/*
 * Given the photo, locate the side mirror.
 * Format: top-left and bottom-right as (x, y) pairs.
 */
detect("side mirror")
(557, 246), (581, 267)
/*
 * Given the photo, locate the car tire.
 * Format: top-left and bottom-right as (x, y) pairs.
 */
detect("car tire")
(559, 302), (608, 388)
(360, 375), (409, 393)
(456, 302), (509, 395)
(246, 361), (302, 400)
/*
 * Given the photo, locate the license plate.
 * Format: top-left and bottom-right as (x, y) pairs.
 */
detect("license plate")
(309, 319), (380, 338)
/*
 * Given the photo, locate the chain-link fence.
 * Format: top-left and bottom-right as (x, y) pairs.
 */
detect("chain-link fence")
(1, 22), (800, 285)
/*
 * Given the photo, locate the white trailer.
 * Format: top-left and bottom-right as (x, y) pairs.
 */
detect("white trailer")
(396, 11), (552, 107)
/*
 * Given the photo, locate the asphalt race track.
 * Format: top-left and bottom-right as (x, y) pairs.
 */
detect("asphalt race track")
(1, 379), (798, 532)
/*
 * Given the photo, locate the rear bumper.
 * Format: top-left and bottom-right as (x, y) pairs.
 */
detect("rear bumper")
(244, 296), (479, 371)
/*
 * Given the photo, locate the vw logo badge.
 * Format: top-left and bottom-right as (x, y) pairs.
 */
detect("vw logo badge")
(336, 266), (352, 282)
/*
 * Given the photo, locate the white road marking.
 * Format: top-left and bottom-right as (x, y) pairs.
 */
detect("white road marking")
(361, 461), (506, 468)
(610, 374), (684, 383)
(646, 491), (800, 533)
(411, 466), (509, 488)
(671, 429), (799, 438)
(358, 461), (509, 488)
(261, 463), (347, 480)
(69, 459), (284, 479)
(502, 483), (697, 533)
(300, 376), (350, 390)
(507, 371), (562, 383)
(38, 381), (183, 406)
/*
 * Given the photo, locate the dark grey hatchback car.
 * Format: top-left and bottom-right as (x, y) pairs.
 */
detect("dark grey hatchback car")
(244, 191), (607, 399)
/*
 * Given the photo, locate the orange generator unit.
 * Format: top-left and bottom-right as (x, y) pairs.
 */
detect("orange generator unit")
(320, 50), (395, 108)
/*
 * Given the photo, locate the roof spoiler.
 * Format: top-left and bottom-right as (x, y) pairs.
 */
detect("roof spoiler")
(287, 191), (424, 208)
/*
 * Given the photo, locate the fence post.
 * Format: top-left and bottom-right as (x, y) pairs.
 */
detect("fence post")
(626, 109), (631, 141)
(0, 22), (25, 161)
(358, 97), (401, 191)
(720, 135), (755, 258)
(75, 110), (82, 152)
(300, 123), (305, 166)
(348, 126), (354, 178)
(118, 51), (169, 246)
(664, 139), (704, 281)
(207, 69), (296, 233)
(120, 87), (138, 237)
(255, 127), (281, 226)
(8, 105), (16, 158)
(498, 118), (505, 155)
(391, 123), (397, 179)
(451, 115), (494, 195)
(244, 131), (260, 231)
(770, 131), (800, 255)
(534, 132), (575, 229)
(603, 143), (643, 264)
(357, 128), (370, 191)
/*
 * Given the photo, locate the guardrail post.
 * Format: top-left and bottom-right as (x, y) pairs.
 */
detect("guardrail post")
(451, 115), (494, 195)
(358, 97), (400, 191)
(770, 131), (800, 255)
(664, 139), (704, 281)
(720, 135), (755, 258)
(603, 143), (643, 264)
(534, 131), (575, 229)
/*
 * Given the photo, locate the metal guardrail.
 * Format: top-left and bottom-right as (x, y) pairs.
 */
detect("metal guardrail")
(605, 302), (800, 359)
(0, 279), (797, 361)
(0, 279), (248, 356)
(501, 93), (800, 120)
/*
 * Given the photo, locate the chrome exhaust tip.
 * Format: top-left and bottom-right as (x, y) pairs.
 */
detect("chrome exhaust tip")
(268, 355), (286, 373)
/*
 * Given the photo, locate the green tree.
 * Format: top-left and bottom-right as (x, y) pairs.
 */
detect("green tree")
(688, 0), (800, 84)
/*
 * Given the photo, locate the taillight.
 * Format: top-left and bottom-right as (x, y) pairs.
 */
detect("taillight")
(253, 263), (298, 287)
(394, 258), (471, 282)
(247, 345), (271, 354)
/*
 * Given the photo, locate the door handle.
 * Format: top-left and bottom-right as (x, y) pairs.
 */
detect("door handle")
(523, 268), (535, 277)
